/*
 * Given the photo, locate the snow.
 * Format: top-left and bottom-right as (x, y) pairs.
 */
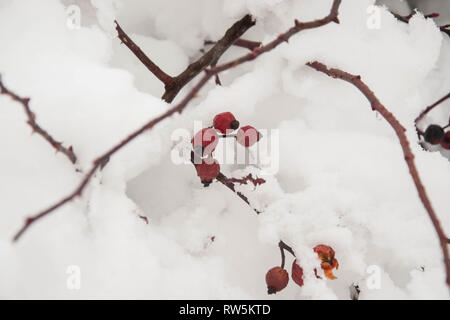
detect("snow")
(0, 0), (449, 299)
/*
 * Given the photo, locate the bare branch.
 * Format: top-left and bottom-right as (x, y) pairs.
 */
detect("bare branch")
(306, 60), (450, 287)
(0, 76), (77, 164)
(12, 0), (342, 242)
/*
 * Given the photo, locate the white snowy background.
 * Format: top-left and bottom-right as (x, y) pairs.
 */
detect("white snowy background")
(0, 0), (449, 299)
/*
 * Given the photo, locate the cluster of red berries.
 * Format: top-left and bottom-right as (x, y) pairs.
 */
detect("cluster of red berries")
(192, 112), (261, 186)
(423, 122), (450, 150)
(265, 245), (339, 294)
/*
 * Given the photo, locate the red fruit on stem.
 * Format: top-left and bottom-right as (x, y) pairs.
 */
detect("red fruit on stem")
(236, 125), (261, 147)
(192, 128), (219, 156)
(213, 112), (239, 134)
(291, 259), (304, 287)
(195, 158), (220, 187)
(441, 131), (450, 150)
(265, 266), (289, 294)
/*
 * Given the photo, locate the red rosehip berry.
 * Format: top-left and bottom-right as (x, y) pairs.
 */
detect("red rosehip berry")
(192, 128), (219, 156)
(213, 112), (239, 134)
(291, 259), (304, 287)
(236, 125), (261, 147)
(424, 124), (444, 145)
(265, 266), (289, 294)
(195, 158), (220, 187)
(441, 131), (450, 150)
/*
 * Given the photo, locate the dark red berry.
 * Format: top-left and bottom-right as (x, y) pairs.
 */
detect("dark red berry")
(192, 128), (219, 156)
(213, 112), (239, 134)
(265, 266), (289, 294)
(236, 125), (260, 147)
(195, 158), (220, 187)
(424, 124), (444, 145)
(441, 131), (450, 150)
(291, 260), (304, 287)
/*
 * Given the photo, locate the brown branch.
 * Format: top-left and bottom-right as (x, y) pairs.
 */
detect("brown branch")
(161, 14), (256, 103)
(115, 21), (174, 86)
(205, 38), (262, 51)
(306, 61), (450, 287)
(12, 0), (342, 241)
(415, 91), (450, 136)
(0, 76), (77, 164)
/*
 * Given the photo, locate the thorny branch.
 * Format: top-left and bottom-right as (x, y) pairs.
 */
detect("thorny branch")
(0, 76), (77, 164)
(306, 61), (450, 287)
(12, 0), (342, 242)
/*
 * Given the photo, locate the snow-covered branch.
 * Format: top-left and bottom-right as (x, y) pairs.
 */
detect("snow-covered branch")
(306, 61), (450, 287)
(116, 14), (256, 103)
(0, 76), (77, 164)
(12, 0), (343, 243)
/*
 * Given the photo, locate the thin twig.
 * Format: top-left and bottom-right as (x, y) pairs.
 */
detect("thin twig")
(307, 61), (450, 286)
(415, 91), (450, 136)
(12, 0), (342, 242)
(115, 21), (174, 86)
(0, 76), (77, 164)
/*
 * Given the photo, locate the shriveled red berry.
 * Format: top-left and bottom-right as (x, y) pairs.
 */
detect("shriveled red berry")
(195, 158), (220, 187)
(441, 131), (450, 150)
(424, 124), (444, 145)
(314, 244), (339, 280)
(291, 259), (304, 287)
(265, 266), (289, 294)
(236, 125), (260, 147)
(192, 128), (219, 156)
(213, 112), (239, 134)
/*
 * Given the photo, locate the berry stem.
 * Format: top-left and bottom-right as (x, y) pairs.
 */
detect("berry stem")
(279, 240), (295, 269)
